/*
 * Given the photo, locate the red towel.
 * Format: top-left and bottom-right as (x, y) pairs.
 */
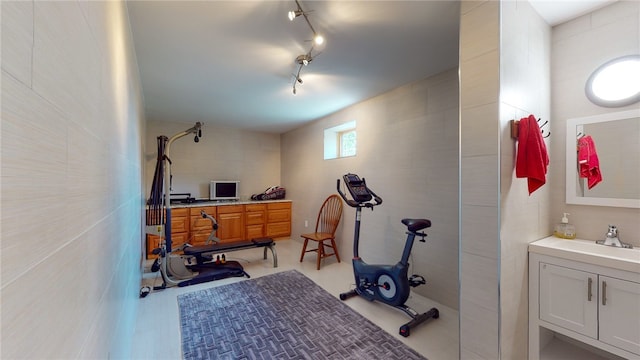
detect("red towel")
(577, 135), (602, 189)
(516, 115), (549, 195)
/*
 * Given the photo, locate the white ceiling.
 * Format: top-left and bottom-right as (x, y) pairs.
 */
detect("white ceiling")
(529, 0), (615, 26)
(127, 1), (614, 134)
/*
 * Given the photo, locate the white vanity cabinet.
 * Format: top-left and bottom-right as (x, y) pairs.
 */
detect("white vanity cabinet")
(539, 263), (598, 338)
(598, 276), (640, 354)
(529, 237), (640, 360)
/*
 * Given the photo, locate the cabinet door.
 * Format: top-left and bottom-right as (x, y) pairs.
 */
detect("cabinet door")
(599, 276), (640, 355)
(170, 208), (189, 233)
(190, 206), (217, 245)
(217, 206), (245, 242)
(539, 263), (598, 338)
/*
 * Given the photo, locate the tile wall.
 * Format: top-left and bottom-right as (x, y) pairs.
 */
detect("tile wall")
(144, 120), (281, 201)
(1, 1), (144, 358)
(460, 1), (639, 359)
(499, 2), (551, 360)
(281, 69), (460, 311)
(459, 1), (501, 358)
(550, 0), (640, 246)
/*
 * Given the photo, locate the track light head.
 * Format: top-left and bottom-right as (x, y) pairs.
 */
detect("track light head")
(296, 54), (312, 66)
(313, 34), (324, 46)
(288, 10), (303, 21)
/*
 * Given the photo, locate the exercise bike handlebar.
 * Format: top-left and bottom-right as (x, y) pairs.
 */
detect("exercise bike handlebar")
(336, 179), (383, 208)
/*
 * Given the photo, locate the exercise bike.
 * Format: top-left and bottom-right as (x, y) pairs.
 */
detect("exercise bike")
(337, 173), (439, 337)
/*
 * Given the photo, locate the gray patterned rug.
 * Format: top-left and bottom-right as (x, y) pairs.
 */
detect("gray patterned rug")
(178, 270), (427, 360)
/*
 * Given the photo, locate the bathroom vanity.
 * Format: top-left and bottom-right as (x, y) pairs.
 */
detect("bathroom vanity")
(529, 237), (640, 360)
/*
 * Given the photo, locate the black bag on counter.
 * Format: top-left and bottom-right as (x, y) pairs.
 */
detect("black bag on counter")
(251, 186), (286, 201)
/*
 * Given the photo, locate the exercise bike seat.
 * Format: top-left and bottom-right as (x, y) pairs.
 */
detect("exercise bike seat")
(401, 218), (431, 232)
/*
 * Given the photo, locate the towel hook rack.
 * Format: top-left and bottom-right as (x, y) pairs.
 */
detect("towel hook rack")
(510, 117), (550, 139)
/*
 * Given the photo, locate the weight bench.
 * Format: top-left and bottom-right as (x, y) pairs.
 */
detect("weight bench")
(183, 237), (278, 267)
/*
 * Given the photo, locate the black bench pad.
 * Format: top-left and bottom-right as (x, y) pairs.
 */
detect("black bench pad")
(184, 237), (273, 255)
(183, 237), (277, 267)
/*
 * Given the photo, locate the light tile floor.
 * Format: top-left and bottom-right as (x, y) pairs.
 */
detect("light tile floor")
(131, 239), (459, 359)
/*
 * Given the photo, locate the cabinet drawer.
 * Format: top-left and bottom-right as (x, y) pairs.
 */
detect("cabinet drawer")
(191, 232), (214, 245)
(266, 222), (290, 237)
(191, 206), (216, 218)
(245, 210), (265, 225)
(246, 224), (265, 240)
(245, 204), (266, 212)
(146, 208), (189, 229)
(267, 202), (291, 210)
(171, 208), (189, 217)
(267, 209), (290, 223)
(217, 205), (244, 214)
(191, 216), (215, 233)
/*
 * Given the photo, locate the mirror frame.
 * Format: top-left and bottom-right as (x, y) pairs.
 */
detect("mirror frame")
(566, 109), (640, 208)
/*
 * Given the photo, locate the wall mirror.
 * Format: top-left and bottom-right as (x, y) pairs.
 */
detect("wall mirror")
(566, 109), (640, 208)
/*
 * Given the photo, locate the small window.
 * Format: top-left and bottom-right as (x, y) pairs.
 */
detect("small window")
(324, 121), (356, 160)
(339, 129), (356, 157)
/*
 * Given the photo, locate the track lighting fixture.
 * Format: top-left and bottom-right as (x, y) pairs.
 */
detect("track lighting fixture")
(287, 0), (324, 95)
(292, 61), (304, 95)
(296, 54), (312, 66)
(288, 10), (303, 21)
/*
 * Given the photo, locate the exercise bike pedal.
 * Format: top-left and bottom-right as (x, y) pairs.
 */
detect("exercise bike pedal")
(150, 258), (161, 273)
(409, 274), (426, 287)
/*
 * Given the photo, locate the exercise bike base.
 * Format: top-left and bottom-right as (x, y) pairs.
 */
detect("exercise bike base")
(339, 288), (439, 338)
(399, 307), (439, 337)
(339, 289), (359, 301)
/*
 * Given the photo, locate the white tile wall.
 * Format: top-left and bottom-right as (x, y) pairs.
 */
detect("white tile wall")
(550, 0), (640, 246)
(459, 298), (499, 359)
(281, 69), (460, 311)
(498, 1), (551, 360)
(144, 120), (281, 200)
(1, 1), (33, 85)
(459, 1), (501, 357)
(1, 1), (144, 358)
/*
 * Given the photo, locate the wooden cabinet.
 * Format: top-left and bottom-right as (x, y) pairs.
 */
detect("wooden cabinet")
(145, 208), (190, 258)
(530, 243), (640, 360)
(189, 206), (217, 245)
(266, 202), (291, 238)
(145, 201), (292, 258)
(245, 204), (266, 240)
(216, 205), (245, 243)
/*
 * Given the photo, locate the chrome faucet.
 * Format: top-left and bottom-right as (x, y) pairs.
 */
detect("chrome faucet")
(596, 225), (633, 248)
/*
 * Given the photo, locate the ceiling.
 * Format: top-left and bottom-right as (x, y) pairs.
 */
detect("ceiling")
(127, 1), (615, 134)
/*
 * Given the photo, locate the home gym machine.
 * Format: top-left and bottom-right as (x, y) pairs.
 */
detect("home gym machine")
(146, 122), (274, 290)
(337, 173), (439, 337)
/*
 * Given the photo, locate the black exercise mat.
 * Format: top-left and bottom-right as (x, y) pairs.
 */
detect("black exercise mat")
(178, 269), (426, 360)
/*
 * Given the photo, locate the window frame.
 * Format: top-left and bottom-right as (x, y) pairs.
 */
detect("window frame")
(324, 121), (356, 160)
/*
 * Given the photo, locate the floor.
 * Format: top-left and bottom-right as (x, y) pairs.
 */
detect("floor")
(131, 239), (459, 359)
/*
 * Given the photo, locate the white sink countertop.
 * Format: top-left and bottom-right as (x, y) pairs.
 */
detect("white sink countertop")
(529, 236), (640, 273)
